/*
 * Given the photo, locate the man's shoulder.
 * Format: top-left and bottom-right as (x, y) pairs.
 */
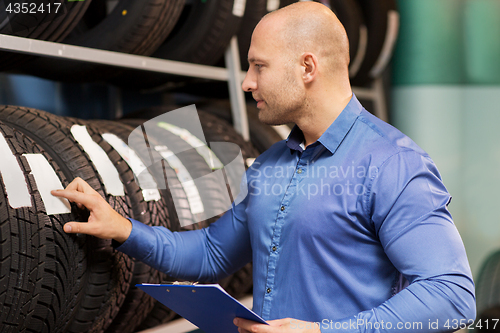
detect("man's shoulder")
(354, 109), (429, 160)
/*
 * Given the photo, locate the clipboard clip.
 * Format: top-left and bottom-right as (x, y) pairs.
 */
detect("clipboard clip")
(171, 281), (199, 285)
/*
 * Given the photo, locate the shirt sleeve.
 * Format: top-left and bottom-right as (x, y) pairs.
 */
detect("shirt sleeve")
(322, 150), (476, 333)
(115, 192), (252, 283)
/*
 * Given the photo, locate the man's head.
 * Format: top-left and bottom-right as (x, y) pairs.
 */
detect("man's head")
(242, 1), (351, 126)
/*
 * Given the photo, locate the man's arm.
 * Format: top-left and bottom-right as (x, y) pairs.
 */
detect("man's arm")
(116, 200), (252, 282)
(319, 150), (476, 332)
(51, 177), (253, 282)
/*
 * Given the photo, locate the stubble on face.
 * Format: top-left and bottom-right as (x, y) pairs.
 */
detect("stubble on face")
(257, 61), (308, 126)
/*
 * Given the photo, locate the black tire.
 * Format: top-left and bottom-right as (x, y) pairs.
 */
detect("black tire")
(0, 0), (92, 71)
(110, 0), (244, 89)
(122, 0), (295, 90)
(122, 105), (259, 175)
(0, 123), (41, 333)
(21, 0), (185, 82)
(120, 116), (221, 330)
(84, 119), (179, 333)
(86, 120), (178, 229)
(120, 116), (231, 226)
(154, 0), (244, 65)
(104, 119), (221, 330)
(197, 110), (258, 299)
(135, 300), (178, 331)
(0, 152), (42, 333)
(0, 121), (88, 333)
(476, 250), (500, 323)
(278, 0), (298, 6)
(63, 117), (138, 333)
(0, 107), (135, 333)
(119, 118), (216, 230)
(0, 0), (91, 40)
(131, 108), (258, 330)
(197, 108), (260, 162)
(350, 0), (399, 86)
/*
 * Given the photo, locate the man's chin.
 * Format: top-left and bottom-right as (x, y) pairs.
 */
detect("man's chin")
(257, 109), (287, 126)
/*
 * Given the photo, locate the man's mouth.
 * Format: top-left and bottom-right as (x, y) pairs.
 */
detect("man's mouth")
(254, 98), (264, 108)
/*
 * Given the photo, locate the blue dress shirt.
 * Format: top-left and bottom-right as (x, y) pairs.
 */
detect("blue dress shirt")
(117, 95), (475, 332)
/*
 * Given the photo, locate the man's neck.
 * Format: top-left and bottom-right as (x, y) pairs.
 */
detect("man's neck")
(298, 92), (352, 147)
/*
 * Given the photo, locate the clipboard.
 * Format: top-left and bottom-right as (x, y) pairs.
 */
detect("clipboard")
(137, 283), (268, 333)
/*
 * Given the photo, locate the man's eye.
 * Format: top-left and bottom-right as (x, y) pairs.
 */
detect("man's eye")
(255, 64), (263, 70)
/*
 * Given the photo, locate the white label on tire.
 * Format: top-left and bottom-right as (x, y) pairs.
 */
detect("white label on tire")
(0, 132), (31, 208)
(102, 133), (161, 202)
(267, 0), (279, 11)
(157, 122), (224, 170)
(23, 154), (71, 215)
(369, 10), (400, 78)
(233, 0), (246, 17)
(155, 145), (204, 217)
(71, 125), (125, 196)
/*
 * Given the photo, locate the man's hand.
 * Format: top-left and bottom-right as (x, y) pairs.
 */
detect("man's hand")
(234, 318), (321, 333)
(51, 177), (132, 243)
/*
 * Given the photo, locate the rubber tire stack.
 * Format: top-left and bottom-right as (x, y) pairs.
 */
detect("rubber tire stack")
(0, 105), (260, 332)
(0, 0), (92, 71)
(149, 0), (397, 98)
(1, 0), (398, 91)
(21, 0), (185, 82)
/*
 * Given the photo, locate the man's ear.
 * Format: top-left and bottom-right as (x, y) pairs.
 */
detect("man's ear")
(301, 52), (318, 84)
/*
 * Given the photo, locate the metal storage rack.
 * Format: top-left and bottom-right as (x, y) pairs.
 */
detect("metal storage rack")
(0, 33), (388, 142)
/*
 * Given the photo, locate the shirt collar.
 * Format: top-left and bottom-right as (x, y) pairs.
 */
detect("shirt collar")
(286, 125), (306, 152)
(286, 94), (363, 154)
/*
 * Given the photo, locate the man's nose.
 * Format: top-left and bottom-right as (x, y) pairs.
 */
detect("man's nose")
(242, 70), (256, 92)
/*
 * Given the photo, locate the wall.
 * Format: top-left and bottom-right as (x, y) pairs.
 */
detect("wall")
(391, 0), (500, 278)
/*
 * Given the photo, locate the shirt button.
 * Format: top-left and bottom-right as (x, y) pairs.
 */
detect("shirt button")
(267, 288), (271, 293)
(272, 246), (277, 251)
(280, 206), (285, 211)
(297, 168), (303, 174)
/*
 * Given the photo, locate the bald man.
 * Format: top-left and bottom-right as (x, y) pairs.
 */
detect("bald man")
(53, 2), (475, 332)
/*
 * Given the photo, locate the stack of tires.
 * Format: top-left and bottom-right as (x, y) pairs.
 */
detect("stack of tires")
(0, 105), (259, 332)
(1, 0), (399, 88)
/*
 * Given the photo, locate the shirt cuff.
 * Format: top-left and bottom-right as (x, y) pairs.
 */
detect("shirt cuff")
(114, 218), (157, 261)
